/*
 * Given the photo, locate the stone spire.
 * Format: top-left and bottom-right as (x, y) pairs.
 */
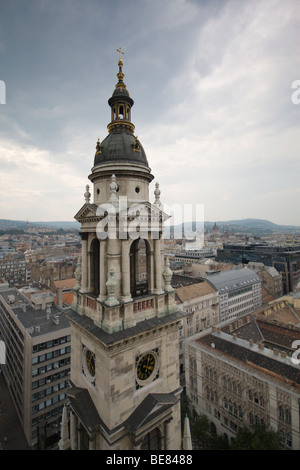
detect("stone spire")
(84, 185), (91, 204)
(58, 404), (70, 450)
(182, 414), (192, 450)
(105, 267), (118, 307)
(154, 182), (163, 209)
(163, 257), (173, 292)
(108, 174), (119, 208)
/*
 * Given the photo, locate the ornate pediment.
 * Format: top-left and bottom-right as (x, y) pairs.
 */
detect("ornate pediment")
(74, 203), (99, 222)
(125, 201), (170, 222)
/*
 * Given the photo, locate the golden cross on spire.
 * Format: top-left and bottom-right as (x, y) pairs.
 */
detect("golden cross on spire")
(117, 47), (124, 60)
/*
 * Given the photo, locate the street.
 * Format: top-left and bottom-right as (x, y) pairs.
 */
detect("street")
(0, 368), (30, 450)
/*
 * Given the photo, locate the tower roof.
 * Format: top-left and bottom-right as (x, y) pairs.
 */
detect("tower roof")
(94, 131), (149, 168)
(93, 49), (150, 171)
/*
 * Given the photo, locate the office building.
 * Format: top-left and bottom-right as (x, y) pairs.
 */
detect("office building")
(206, 267), (262, 322)
(217, 244), (300, 294)
(0, 285), (71, 448)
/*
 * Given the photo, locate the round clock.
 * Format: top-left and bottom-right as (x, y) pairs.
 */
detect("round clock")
(82, 346), (95, 381)
(137, 352), (156, 381)
(85, 349), (95, 377)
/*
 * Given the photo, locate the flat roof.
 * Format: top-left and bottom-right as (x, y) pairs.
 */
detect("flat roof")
(206, 267), (261, 293)
(0, 287), (70, 337)
(192, 329), (300, 386)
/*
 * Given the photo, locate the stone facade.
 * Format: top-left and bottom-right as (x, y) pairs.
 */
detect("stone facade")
(65, 54), (184, 450)
(185, 316), (300, 449)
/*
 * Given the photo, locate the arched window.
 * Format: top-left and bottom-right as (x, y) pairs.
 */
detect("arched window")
(118, 105), (124, 119)
(90, 238), (100, 296)
(130, 239), (149, 297)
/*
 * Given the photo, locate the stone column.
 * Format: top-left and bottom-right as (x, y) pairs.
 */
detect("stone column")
(121, 241), (132, 302)
(154, 238), (163, 294)
(89, 432), (97, 450)
(149, 250), (154, 293)
(80, 233), (88, 293)
(98, 240), (106, 301)
(164, 417), (173, 450)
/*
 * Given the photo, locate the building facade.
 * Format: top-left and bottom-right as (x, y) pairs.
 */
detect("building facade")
(216, 244), (300, 294)
(207, 267), (262, 322)
(0, 286), (71, 448)
(257, 266), (283, 299)
(175, 280), (219, 376)
(185, 316), (300, 450)
(176, 280), (219, 336)
(0, 255), (27, 286)
(64, 53), (184, 450)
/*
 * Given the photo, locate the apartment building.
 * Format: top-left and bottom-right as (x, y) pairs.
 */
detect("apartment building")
(184, 314), (300, 449)
(0, 285), (71, 448)
(176, 279), (219, 336)
(175, 278), (219, 376)
(207, 267), (262, 322)
(0, 255), (28, 286)
(247, 262), (283, 299)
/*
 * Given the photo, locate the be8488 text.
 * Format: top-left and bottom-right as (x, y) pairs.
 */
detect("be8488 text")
(150, 455), (192, 465)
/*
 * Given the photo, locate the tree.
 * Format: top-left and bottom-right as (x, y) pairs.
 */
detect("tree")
(231, 424), (281, 450)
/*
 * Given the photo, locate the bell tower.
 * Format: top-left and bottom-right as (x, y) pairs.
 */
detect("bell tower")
(66, 51), (184, 451)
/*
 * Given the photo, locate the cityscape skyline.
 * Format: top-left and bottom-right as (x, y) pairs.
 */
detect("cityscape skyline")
(0, 0), (299, 225)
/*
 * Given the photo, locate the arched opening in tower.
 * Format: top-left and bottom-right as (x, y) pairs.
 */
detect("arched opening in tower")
(90, 238), (100, 296)
(130, 238), (149, 298)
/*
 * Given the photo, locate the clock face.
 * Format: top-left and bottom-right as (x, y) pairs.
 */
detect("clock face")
(137, 353), (156, 381)
(85, 349), (95, 377)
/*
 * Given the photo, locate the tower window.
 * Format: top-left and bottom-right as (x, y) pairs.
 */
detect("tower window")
(135, 187), (140, 193)
(90, 238), (100, 296)
(130, 239), (149, 298)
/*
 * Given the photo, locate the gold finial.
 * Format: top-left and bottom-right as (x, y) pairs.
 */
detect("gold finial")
(117, 47), (124, 60)
(96, 138), (102, 154)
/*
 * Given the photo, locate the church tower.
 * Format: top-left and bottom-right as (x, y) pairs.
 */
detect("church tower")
(66, 51), (184, 450)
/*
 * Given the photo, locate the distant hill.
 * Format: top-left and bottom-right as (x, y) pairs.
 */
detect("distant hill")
(0, 219), (80, 231)
(0, 218), (299, 235)
(170, 218), (300, 236)
(206, 218), (300, 233)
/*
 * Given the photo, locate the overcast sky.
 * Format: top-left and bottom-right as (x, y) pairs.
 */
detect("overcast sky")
(0, 0), (299, 225)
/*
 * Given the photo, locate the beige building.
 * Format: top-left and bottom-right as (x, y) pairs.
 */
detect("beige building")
(0, 285), (71, 448)
(63, 53), (184, 451)
(176, 279), (219, 335)
(185, 314), (300, 449)
(175, 280), (219, 376)
(257, 266), (283, 299)
(247, 262), (283, 299)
